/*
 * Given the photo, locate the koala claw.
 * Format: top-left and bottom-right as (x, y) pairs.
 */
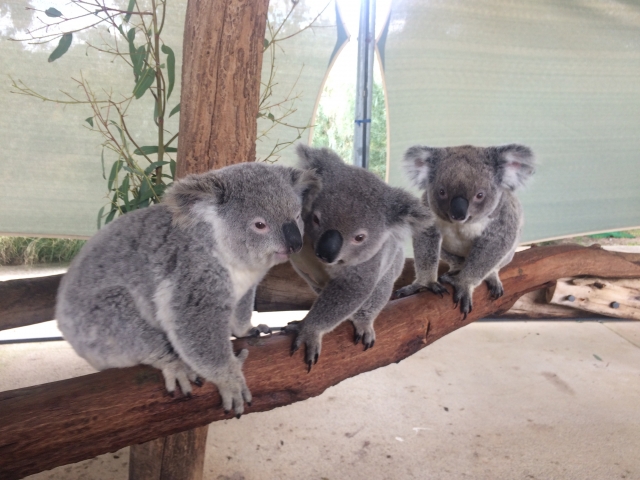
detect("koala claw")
(291, 328), (322, 371)
(392, 283), (423, 299)
(426, 281), (448, 298)
(194, 377), (204, 387)
(485, 278), (504, 299)
(283, 320), (302, 332)
(247, 324), (271, 337)
(236, 414), (242, 420)
(353, 322), (376, 351)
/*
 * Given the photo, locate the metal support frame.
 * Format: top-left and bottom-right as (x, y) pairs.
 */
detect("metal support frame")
(353, 0), (376, 169)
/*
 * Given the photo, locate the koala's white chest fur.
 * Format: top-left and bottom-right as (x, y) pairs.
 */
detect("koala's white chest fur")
(436, 216), (491, 257)
(227, 266), (265, 301)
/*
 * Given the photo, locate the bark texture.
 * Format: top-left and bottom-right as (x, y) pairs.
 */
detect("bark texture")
(128, 426), (209, 480)
(176, 0), (270, 176)
(1, 245), (639, 479)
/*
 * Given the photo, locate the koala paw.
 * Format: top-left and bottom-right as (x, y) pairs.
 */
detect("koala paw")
(282, 320), (302, 334)
(485, 276), (504, 299)
(247, 324), (271, 337)
(393, 281), (448, 299)
(439, 274), (474, 319)
(353, 323), (376, 351)
(287, 323), (322, 373)
(215, 349), (252, 417)
(161, 360), (199, 397)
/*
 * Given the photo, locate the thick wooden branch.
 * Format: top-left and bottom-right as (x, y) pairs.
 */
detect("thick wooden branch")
(0, 274), (62, 332)
(1, 245), (639, 479)
(547, 277), (640, 320)
(176, 0), (270, 175)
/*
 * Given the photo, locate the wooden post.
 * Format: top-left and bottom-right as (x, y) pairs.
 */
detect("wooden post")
(176, 0), (270, 176)
(129, 425), (209, 480)
(130, 0), (269, 478)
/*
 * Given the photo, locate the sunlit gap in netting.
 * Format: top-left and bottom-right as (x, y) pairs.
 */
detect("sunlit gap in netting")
(310, 0), (392, 181)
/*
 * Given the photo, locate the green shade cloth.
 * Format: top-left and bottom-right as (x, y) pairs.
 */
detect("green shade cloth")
(0, 0), (336, 237)
(383, 0), (640, 242)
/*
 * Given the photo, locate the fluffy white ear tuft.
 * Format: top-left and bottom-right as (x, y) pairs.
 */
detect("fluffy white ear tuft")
(403, 145), (436, 190)
(163, 172), (226, 228)
(494, 144), (536, 191)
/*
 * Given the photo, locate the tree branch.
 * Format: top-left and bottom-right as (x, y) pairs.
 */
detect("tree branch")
(1, 245), (639, 478)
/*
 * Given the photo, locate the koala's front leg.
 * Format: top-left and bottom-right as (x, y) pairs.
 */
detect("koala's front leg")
(286, 270), (376, 372)
(441, 222), (517, 319)
(231, 286), (270, 338)
(166, 283), (252, 417)
(351, 270), (397, 350)
(394, 225), (447, 299)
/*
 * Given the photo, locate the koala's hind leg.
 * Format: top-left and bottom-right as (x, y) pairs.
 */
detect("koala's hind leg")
(150, 351), (201, 396)
(395, 225), (447, 299)
(440, 249), (465, 275)
(58, 285), (197, 396)
(351, 267), (398, 350)
(484, 271), (504, 299)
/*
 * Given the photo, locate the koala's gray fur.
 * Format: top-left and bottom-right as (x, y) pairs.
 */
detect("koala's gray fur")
(286, 145), (428, 370)
(395, 144), (536, 317)
(57, 162), (320, 416)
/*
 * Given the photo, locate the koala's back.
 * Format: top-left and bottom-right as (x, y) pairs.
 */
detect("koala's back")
(61, 206), (184, 297)
(56, 205), (225, 357)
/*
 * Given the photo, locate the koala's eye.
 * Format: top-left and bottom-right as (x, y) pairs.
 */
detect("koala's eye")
(476, 192), (484, 200)
(354, 234), (366, 243)
(438, 188), (446, 198)
(254, 222), (266, 230)
(313, 214), (320, 226)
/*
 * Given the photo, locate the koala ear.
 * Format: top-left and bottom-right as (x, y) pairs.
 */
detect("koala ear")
(386, 187), (431, 231)
(403, 146), (437, 190)
(163, 172), (227, 226)
(287, 167), (322, 212)
(295, 143), (346, 176)
(295, 144), (321, 173)
(493, 144), (536, 191)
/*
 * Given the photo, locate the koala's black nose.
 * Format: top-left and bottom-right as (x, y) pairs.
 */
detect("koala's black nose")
(450, 196), (468, 221)
(282, 221), (303, 254)
(315, 229), (343, 264)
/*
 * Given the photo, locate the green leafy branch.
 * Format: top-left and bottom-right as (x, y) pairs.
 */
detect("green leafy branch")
(10, 0), (330, 226)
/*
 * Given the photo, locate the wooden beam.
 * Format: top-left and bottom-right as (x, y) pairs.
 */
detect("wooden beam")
(547, 277), (640, 320)
(129, 426), (209, 480)
(0, 274), (61, 332)
(2, 249), (639, 332)
(1, 245), (640, 479)
(176, 0), (270, 176)
(486, 288), (607, 320)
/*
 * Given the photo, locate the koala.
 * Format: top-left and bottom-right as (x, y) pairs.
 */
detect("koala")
(285, 145), (428, 371)
(394, 144), (536, 317)
(56, 162), (320, 416)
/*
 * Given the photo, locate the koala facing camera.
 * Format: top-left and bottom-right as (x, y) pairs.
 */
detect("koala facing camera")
(56, 162), (320, 417)
(395, 144), (536, 317)
(286, 145), (428, 371)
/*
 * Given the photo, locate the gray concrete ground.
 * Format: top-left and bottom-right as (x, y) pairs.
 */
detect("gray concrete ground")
(2, 319), (639, 480)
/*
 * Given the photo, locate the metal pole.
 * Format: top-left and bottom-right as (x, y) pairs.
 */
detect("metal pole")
(353, 0), (376, 169)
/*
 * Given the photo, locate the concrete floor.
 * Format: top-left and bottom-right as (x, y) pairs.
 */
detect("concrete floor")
(2, 319), (639, 480)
